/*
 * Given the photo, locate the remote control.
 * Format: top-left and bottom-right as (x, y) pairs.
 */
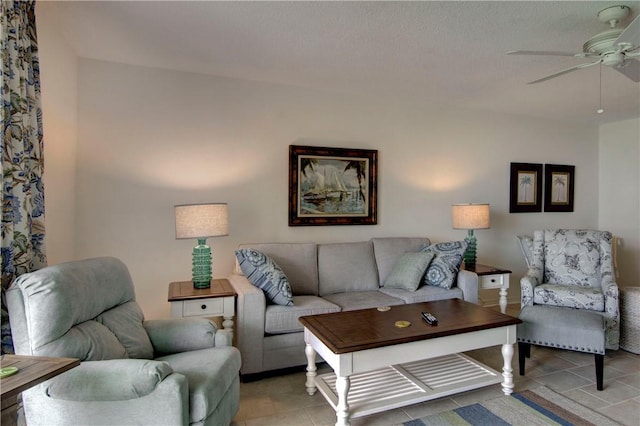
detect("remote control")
(421, 312), (438, 325)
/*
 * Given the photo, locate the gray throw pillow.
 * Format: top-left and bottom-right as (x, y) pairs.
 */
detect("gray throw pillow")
(420, 241), (468, 289)
(235, 248), (294, 306)
(384, 252), (435, 291)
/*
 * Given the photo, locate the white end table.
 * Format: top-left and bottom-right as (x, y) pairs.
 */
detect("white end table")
(463, 263), (512, 313)
(168, 279), (236, 342)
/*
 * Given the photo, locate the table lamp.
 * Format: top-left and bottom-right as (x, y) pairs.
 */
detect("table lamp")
(175, 203), (229, 288)
(451, 203), (490, 268)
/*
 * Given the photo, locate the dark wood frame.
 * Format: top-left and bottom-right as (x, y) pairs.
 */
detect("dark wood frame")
(509, 162), (543, 213)
(544, 164), (575, 212)
(289, 145), (377, 226)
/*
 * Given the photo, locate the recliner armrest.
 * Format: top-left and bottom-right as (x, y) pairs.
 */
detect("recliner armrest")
(144, 318), (216, 356)
(22, 360), (188, 426)
(45, 359), (174, 401)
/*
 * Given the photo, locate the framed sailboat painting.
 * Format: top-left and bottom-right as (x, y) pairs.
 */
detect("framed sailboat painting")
(289, 145), (378, 226)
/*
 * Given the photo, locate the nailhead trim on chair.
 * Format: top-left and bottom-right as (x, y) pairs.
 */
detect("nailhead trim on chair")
(517, 338), (605, 354)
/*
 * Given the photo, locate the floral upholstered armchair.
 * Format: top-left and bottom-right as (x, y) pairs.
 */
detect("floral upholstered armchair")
(518, 229), (619, 350)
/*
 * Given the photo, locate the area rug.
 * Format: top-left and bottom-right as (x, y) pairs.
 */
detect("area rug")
(400, 386), (620, 426)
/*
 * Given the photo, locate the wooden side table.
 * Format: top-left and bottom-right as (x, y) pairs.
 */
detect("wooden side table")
(1, 355), (80, 426)
(168, 279), (236, 342)
(463, 264), (512, 314)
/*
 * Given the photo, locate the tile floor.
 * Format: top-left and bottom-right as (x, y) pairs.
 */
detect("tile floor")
(231, 305), (640, 426)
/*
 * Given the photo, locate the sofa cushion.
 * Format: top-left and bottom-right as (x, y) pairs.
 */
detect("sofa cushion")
(372, 237), (431, 285)
(265, 296), (341, 334)
(420, 241), (467, 289)
(318, 241), (379, 296)
(380, 285), (463, 304)
(533, 284), (605, 312)
(157, 346), (242, 424)
(237, 243), (318, 295)
(383, 252), (435, 291)
(323, 291), (405, 311)
(236, 248), (294, 306)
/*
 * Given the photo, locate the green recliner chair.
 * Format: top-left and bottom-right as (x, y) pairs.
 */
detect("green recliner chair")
(6, 257), (241, 426)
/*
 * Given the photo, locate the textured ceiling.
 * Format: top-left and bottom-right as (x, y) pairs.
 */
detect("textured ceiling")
(39, 1), (640, 124)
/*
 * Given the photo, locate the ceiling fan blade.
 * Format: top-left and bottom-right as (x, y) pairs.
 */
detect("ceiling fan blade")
(615, 58), (640, 82)
(507, 50), (584, 57)
(615, 14), (640, 48)
(527, 60), (601, 84)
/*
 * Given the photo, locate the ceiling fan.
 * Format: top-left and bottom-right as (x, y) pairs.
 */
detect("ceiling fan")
(508, 5), (640, 84)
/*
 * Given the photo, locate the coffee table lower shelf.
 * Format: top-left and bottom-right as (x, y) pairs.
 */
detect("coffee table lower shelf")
(313, 353), (502, 419)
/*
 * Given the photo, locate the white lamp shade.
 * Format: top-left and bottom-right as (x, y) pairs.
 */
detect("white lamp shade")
(451, 203), (490, 230)
(175, 203), (229, 239)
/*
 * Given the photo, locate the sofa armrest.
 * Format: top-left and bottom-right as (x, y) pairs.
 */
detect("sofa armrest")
(227, 273), (266, 375)
(456, 270), (478, 304)
(144, 318), (217, 356)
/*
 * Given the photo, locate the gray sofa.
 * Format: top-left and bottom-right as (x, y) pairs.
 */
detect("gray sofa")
(228, 237), (478, 377)
(7, 257), (241, 426)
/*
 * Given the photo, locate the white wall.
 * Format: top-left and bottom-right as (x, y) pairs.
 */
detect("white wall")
(599, 118), (640, 287)
(63, 58), (600, 319)
(37, 5), (78, 265)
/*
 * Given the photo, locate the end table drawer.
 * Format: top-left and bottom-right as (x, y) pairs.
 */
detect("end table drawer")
(182, 298), (224, 317)
(480, 274), (506, 290)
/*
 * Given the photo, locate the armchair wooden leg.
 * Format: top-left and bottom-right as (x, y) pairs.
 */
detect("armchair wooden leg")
(518, 342), (529, 376)
(595, 354), (604, 391)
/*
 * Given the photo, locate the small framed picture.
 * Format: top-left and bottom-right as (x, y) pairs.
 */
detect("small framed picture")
(544, 164), (575, 212)
(510, 162), (543, 213)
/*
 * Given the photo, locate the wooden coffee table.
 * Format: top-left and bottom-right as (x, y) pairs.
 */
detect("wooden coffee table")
(299, 299), (521, 426)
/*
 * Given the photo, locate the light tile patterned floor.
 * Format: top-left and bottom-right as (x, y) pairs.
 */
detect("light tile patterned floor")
(232, 305), (640, 426)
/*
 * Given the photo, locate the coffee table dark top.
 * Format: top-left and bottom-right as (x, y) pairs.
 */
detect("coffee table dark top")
(299, 299), (521, 354)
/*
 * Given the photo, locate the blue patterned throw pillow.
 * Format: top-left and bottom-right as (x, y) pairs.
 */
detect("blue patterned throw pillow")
(420, 241), (468, 289)
(235, 249), (294, 306)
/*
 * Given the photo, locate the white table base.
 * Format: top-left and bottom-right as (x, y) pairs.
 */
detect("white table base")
(305, 325), (516, 426)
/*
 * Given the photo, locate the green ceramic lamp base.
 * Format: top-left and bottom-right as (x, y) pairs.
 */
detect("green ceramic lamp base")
(464, 230), (478, 268)
(192, 238), (212, 289)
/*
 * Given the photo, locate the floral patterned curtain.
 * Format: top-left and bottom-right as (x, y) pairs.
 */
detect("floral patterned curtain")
(1, 0), (46, 354)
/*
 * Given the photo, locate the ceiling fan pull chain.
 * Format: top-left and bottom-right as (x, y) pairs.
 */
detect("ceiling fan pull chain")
(597, 63), (604, 114)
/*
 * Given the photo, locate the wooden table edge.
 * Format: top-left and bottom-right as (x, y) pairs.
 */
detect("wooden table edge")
(1, 356), (80, 401)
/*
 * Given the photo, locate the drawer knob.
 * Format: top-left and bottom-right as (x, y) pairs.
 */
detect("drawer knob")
(491, 279), (496, 283)
(201, 304), (207, 310)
